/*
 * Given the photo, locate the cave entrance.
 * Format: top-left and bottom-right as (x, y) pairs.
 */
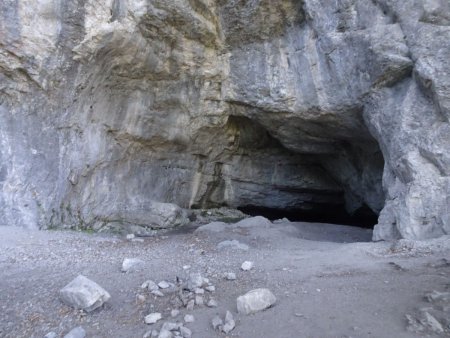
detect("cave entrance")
(191, 115), (384, 234)
(237, 204), (378, 229)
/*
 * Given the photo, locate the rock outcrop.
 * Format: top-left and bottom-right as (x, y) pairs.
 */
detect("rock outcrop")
(0, 0), (449, 240)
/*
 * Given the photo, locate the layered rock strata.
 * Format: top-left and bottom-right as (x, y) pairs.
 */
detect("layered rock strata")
(0, 0), (449, 240)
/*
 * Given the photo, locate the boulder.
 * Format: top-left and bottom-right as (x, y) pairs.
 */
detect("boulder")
(237, 288), (276, 315)
(59, 275), (110, 312)
(121, 258), (144, 273)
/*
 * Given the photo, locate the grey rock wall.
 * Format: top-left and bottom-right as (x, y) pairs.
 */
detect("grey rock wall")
(0, 0), (449, 240)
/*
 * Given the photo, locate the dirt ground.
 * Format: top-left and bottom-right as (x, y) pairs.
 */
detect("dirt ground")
(1, 217), (449, 338)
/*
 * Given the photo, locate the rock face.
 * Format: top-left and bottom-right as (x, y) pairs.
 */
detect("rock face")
(0, 0), (449, 240)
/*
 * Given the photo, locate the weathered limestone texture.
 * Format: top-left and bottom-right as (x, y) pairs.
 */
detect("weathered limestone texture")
(0, 0), (449, 240)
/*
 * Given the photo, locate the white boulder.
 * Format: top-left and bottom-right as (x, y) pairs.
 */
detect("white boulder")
(237, 288), (276, 315)
(121, 258), (144, 272)
(59, 275), (110, 312)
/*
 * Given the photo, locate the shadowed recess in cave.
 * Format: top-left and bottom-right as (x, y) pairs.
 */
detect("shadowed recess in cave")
(238, 204), (378, 229)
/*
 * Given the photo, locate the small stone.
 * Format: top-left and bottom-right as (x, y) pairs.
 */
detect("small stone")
(142, 280), (159, 291)
(161, 322), (180, 331)
(186, 299), (195, 310)
(63, 326), (86, 338)
(241, 261), (254, 271)
(195, 295), (204, 306)
(237, 288), (276, 315)
(182, 265), (191, 270)
(205, 285), (215, 292)
(422, 311), (444, 333)
(157, 329), (173, 338)
(179, 326), (192, 338)
(59, 275), (111, 312)
(171, 309), (180, 317)
(194, 288), (204, 294)
(145, 313), (162, 325)
(211, 315), (223, 330)
(143, 330), (159, 338)
(158, 281), (170, 289)
(184, 314), (195, 323)
(137, 294), (146, 303)
(187, 273), (204, 291)
(222, 311), (235, 334)
(44, 332), (57, 338)
(126, 234), (135, 239)
(152, 290), (164, 297)
(225, 272), (236, 280)
(121, 258), (144, 273)
(207, 299), (218, 307)
(426, 291), (450, 305)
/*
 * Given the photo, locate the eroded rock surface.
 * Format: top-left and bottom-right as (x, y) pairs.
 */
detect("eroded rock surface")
(0, 0), (449, 240)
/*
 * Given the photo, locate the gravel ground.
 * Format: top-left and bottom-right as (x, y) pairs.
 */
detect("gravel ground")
(1, 219), (449, 338)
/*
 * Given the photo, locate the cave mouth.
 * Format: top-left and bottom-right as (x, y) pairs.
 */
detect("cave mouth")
(237, 204), (378, 229)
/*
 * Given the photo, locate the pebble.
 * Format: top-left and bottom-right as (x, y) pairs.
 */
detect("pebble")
(241, 261), (254, 271)
(205, 285), (215, 292)
(194, 288), (204, 294)
(63, 326), (86, 338)
(184, 314), (195, 323)
(187, 273), (204, 291)
(143, 330), (159, 338)
(121, 258), (144, 272)
(426, 290), (450, 305)
(44, 332), (57, 338)
(161, 322), (180, 331)
(225, 272), (236, 280)
(157, 329), (172, 338)
(152, 290), (165, 297)
(158, 281), (170, 289)
(207, 299), (218, 307)
(126, 234), (135, 239)
(422, 311), (444, 333)
(186, 299), (195, 310)
(142, 280), (159, 291)
(223, 311), (236, 334)
(211, 315), (223, 330)
(171, 309), (180, 317)
(145, 313), (162, 325)
(179, 326), (192, 338)
(195, 295), (204, 305)
(59, 275), (111, 312)
(237, 288), (276, 315)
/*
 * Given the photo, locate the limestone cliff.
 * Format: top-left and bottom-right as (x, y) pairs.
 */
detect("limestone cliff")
(0, 0), (449, 240)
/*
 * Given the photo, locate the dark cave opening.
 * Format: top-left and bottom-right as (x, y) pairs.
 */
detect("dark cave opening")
(237, 204), (378, 229)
